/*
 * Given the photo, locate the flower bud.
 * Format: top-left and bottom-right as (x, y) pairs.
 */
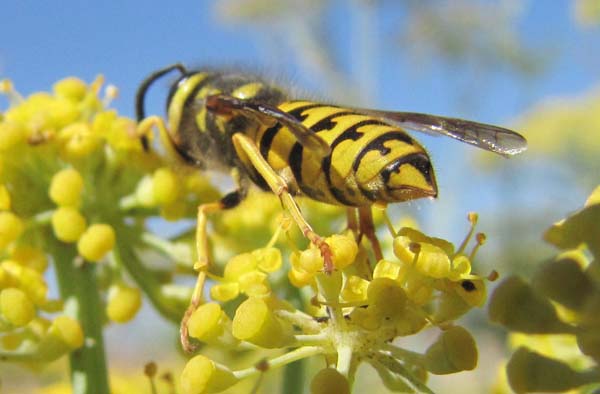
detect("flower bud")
(59, 122), (100, 158)
(253, 247), (282, 273)
(425, 326), (478, 374)
(188, 302), (238, 348)
(532, 254), (594, 311)
(507, 347), (594, 393)
(134, 176), (157, 207)
(367, 278), (407, 321)
(223, 253), (257, 281)
(36, 315), (84, 361)
(373, 259), (401, 280)
(415, 243), (451, 279)
(341, 275), (369, 303)
(0, 121), (26, 151)
(53, 77), (88, 102)
(310, 368), (350, 394)
(49, 168), (84, 207)
(10, 245), (49, 272)
(298, 247), (323, 274)
(152, 167), (180, 205)
(288, 265), (315, 288)
(77, 224), (116, 262)
(328, 234), (358, 270)
(52, 207), (87, 243)
(453, 279), (486, 307)
(232, 297), (292, 348)
(188, 303), (225, 342)
(210, 282), (240, 302)
(488, 276), (574, 334)
(106, 284), (142, 323)
(0, 211), (24, 249)
(0, 287), (35, 326)
(181, 355), (238, 394)
(238, 271), (270, 297)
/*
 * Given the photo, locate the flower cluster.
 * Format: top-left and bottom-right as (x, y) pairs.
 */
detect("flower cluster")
(181, 212), (490, 394)
(0, 77), (215, 370)
(489, 186), (600, 393)
(1, 76), (492, 393)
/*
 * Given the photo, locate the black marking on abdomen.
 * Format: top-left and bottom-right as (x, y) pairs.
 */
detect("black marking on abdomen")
(321, 119), (388, 205)
(286, 103), (323, 120)
(260, 103), (318, 160)
(380, 152), (433, 185)
(309, 111), (355, 132)
(260, 123), (281, 159)
(289, 142), (304, 185)
(352, 132), (414, 172)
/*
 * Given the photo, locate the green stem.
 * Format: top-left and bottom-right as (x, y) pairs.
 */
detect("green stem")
(113, 225), (184, 323)
(282, 359), (305, 394)
(281, 281), (312, 394)
(49, 239), (109, 394)
(234, 346), (323, 380)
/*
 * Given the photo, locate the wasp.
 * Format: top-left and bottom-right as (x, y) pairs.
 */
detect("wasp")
(135, 64), (527, 351)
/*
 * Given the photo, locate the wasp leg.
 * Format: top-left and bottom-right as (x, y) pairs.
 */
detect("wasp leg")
(358, 206), (383, 262)
(181, 190), (243, 353)
(346, 207), (359, 233)
(231, 133), (334, 274)
(135, 116), (183, 161)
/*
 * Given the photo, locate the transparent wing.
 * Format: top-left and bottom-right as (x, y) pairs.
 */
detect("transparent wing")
(353, 109), (527, 157)
(205, 94), (331, 158)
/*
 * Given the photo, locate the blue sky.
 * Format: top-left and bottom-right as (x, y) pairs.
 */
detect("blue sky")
(1, 0), (599, 236)
(2, 1), (598, 120)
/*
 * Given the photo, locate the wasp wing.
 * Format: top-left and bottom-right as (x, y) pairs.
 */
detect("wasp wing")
(206, 94), (331, 158)
(352, 109), (527, 157)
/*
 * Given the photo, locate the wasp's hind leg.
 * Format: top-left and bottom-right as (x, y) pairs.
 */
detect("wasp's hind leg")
(230, 133), (334, 274)
(358, 206), (383, 262)
(346, 207), (359, 234)
(180, 188), (245, 353)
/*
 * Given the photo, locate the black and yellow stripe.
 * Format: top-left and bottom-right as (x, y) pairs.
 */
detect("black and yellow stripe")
(250, 101), (437, 207)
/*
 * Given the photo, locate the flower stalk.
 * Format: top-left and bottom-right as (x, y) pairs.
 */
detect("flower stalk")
(49, 239), (109, 394)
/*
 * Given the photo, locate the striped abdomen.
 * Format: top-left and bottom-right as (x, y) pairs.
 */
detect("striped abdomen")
(251, 101), (438, 207)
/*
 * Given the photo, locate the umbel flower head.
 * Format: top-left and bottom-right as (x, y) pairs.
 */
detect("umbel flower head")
(0, 76), (219, 366)
(2, 75), (490, 393)
(181, 212), (490, 394)
(489, 186), (600, 394)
